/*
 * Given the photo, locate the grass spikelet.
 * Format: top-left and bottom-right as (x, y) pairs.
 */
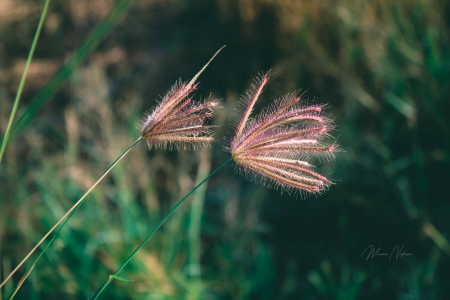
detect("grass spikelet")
(140, 46), (225, 150)
(229, 73), (337, 196)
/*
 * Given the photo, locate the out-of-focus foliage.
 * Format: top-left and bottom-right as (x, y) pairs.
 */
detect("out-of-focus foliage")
(1, 0), (449, 299)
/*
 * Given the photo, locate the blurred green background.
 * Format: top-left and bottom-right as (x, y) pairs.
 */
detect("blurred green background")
(1, 0), (450, 299)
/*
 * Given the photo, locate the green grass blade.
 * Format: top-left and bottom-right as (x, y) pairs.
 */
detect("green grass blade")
(0, 0), (51, 163)
(89, 158), (233, 300)
(187, 150), (212, 299)
(0, 137), (142, 294)
(109, 275), (133, 282)
(0, 0), (138, 151)
(189, 150), (211, 265)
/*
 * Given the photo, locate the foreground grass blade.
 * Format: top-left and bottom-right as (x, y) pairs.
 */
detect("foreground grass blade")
(89, 158), (233, 300)
(0, 137), (142, 292)
(0, 0), (138, 151)
(0, 0), (51, 163)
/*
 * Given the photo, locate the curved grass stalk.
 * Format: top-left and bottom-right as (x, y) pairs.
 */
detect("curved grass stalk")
(0, 0), (51, 163)
(89, 158), (233, 300)
(0, 137), (143, 293)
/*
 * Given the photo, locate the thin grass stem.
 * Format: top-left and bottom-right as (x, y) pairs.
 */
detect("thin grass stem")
(0, 0), (51, 163)
(89, 158), (233, 300)
(0, 137), (142, 292)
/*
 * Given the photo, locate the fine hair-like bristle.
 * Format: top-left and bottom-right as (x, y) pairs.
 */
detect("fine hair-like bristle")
(229, 72), (337, 196)
(140, 46), (224, 150)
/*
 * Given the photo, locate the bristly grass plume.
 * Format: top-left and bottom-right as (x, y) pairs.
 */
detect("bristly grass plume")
(140, 47), (224, 150)
(229, 72), (337, 196)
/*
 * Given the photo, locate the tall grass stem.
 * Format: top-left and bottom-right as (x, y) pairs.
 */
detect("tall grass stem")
(0, 0), (51, 163)
(0, 137), (142, 292)
(89, 158), (233, 300)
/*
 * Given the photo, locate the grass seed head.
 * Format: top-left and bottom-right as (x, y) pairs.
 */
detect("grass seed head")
(229, 72), (338, 196)
(140, 46), (224, 150)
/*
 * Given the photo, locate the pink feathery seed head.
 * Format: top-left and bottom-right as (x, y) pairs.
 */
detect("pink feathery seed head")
(139, 46), (225, 150)
(229, 74), (338, 196)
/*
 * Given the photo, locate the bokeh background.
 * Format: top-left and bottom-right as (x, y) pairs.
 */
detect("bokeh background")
(1, 0), (450, 299)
